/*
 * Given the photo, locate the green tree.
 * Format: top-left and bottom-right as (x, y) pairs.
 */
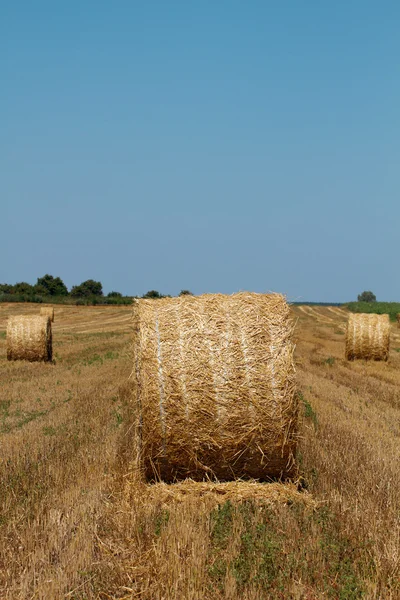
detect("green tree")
(0, 283), (13, 294)
(179, 289), (193, 296)
(357, 291), (376, 303)
(71, 279), (103, 297)
(107, 291), (122, 298)
(13, 282), (34, 295)
(36, 274), (68, 296)
(142, 290), (163, 299)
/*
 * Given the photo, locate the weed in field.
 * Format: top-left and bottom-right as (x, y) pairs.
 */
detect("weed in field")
(154, 509), (170, 536)
(0, 399), (10, 415)
(112, 409), (124, 427)
(299, 392), (318, 428)
(325, 356), (336, 366)
(83, 353), (103, 366)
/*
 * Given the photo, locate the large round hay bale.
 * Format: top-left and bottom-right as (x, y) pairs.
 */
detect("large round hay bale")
(345, 313), (390, 361)
(40, 306), (54, 322)
(132, 292), (298, 482)
(7, 315), (52, 362)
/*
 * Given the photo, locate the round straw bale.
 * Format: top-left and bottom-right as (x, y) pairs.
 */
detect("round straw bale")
(7, 315), (53, 362)
(40, 306), (54, 322)
(132, 292), (298, 482)
(345, 313), (390, 361)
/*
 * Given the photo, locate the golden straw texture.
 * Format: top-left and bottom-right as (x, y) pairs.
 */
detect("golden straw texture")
(40, 306), (54, 322)
(132, 292), (298, 482)
(345, 313), (390, 361)
(144, 479), (316, 509)
(7, 315), (52, 362)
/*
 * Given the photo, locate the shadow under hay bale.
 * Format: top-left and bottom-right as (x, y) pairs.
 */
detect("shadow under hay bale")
(40, 306), (54, 322)
(345, 313), (390, 361)
(132, 292), (298, 483)
(7, 315), (53, 362)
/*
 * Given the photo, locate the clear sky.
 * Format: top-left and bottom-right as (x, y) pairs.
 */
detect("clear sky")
(2, 1), (399, 301)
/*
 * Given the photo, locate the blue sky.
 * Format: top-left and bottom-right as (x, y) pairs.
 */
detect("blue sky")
(2, 1), (399, 301)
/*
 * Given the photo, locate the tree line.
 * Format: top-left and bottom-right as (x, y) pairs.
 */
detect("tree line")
(0, 275), (193, 304)
(0, 275), (110, 298)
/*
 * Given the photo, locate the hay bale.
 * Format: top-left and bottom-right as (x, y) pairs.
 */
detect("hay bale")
(132, 292), (298, 482)
(345, 313), (390, 361)
(7, 315), (52, 362)
(40, 306), (54, 322)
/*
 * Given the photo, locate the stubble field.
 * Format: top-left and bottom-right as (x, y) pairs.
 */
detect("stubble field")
(0, 303), (399, 599)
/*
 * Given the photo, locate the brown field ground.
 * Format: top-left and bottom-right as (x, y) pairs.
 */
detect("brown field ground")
(0, 303), (399, 599)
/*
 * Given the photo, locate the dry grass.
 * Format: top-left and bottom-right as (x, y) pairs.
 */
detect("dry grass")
(0, 302), (399, 599)
(132, 293), (297, 481)
(40, 306), (55, 322)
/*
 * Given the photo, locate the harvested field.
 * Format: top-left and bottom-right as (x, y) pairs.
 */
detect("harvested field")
(40, 306), (55, 322)
(0, 302), (399, 599)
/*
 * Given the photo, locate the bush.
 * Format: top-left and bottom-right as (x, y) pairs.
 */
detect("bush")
(75, 298), (87, 306)
(0, 293), (43, 303)
(71, 280), (103, 297)
(346, 301), (400, 322)
(13, 282), (35, 295)
(142, 290), (163, 299)
(357, 291), (376, 303)
(36, 274), (69, 296)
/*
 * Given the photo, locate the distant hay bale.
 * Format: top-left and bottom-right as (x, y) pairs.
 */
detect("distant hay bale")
(40, 306), (54, 322)
(132, 292), (298, 482)
(7, 315), (52, 362)
(345, 313), (390, 361)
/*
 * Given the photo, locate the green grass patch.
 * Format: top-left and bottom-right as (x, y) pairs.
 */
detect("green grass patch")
(43, 423), (68, 436)
(299, 392), (318, 428)
(104, 351), (119, 360)
(83, 353), (103, 366)
(81, 351), (119, 366)
(15, 409), (48, 428)
(206, 501), (365, 598)
(0, 400), (11, 416)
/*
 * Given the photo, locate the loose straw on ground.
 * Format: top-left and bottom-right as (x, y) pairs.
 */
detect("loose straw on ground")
(143, 479), (316, 509)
